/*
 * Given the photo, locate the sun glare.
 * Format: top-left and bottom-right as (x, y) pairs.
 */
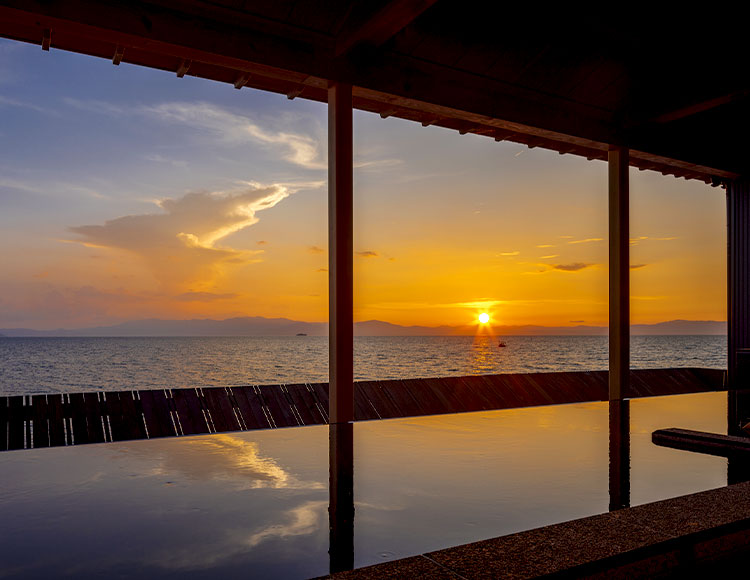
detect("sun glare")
(478, 312), (490, 324)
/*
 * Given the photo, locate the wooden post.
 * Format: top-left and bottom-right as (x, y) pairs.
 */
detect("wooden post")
(727, 179), (750, 439)
(609, 147), (629, 400)
(328, 82), (354, 424)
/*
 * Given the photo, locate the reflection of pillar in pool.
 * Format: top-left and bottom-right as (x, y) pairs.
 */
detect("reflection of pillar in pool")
(728, 353), (750, 484)
(608, 399), (630, 511)
(329, 422), (354, 574)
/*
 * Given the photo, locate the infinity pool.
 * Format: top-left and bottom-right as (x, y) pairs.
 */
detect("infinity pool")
(0, 392), (730, 579)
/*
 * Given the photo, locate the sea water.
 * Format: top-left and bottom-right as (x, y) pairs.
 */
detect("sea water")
(0, 335), (725, 395)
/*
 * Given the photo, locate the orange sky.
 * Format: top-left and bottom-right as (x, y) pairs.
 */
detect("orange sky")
(0, 41), (727, 330)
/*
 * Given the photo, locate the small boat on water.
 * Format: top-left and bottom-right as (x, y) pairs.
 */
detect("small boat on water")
(498, 341), (507, 348)
(296, 333), (307, 336)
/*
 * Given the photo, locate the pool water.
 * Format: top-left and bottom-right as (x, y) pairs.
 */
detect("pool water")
(0, 392), (731, 579)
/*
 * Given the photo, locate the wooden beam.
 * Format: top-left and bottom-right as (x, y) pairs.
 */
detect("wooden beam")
(335, 0), (438, 57)
(649, 89), (750, 125)
(609, 147), (629, 400)
(328, 82), (354, 425)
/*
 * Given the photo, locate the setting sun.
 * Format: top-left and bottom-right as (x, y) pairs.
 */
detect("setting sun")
(478, 313), (490, 324)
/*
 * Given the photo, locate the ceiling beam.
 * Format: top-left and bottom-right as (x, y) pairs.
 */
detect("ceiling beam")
(649, 88), (750, 125)
(334, 0), (438, 57)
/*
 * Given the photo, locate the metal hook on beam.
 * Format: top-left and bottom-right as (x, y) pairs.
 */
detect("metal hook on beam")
(113, 45), (124, 66)
(41, 29), (51, 51)
(176, 59), (191, 78)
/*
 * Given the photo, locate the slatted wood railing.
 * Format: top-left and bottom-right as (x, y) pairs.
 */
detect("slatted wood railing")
(0, 368), (724, 451)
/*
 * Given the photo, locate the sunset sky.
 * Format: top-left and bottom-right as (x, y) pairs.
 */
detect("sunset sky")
(0, 39), (727, 330)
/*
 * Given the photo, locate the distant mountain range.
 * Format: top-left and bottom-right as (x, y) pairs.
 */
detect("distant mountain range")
(0, 317), (727, 337)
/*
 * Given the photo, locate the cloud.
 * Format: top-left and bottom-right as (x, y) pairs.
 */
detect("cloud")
(316, 268), (328, 272)
(143, 102), (326, 169)
(570, 320), (585, 323)
(540, 254), (559, 259)
(69, 184), (290, 290)
(256, 240), (267, 245)
(499, 251), (520, 256)
(552, 262), (593, 272)
(354, 158), (403, 171)
(567, 238), (603, 245)
(246, 501), (326, 548)
(356, 250), (379, 258)
(630, 263), (648, 270)
(629, 236), (677, 246)
(175, 291), (239, 302)
(144, 153), (188, 168)
(0, 95), (54, 115)
(536, 244), (555, 248)
(308, 245), (325, 254)
(63, 97), (125, 116)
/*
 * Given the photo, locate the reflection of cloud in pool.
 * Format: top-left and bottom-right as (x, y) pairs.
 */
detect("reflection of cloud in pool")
(146, 501), (327, 571)
(131, 433), (324, 490)
(246, 500), (327, 547)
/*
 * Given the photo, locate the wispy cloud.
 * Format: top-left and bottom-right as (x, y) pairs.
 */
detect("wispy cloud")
(499, 251), (520, 256)
(144, 153), (188, 168)
(246, 501), (326, 548)
(567, 238), (603, 245)
(630, 235), (677, 245)
(354, 158), (403, 171)
(308, 245), (325, 254)
(144, 102), (326, 169)
(536, 244), (555, 248)
(356, 250), (379, 258)
(63, 97), (125, 116)
(0, 95), (54, 115)
(552, 262), (594, 272)
(540, 254), (559, 259)
(368, 299), (506, 310)
(63, 98), (326, 170)
(630, 263), (648, 270)
(68, 184), (291, 290)
(175, 291), (239, 302)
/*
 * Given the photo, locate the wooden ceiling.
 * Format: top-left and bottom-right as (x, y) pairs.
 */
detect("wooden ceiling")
(1, 1), (747, 184)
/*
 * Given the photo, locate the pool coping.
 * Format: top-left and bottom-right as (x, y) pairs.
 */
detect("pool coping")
(324, 480), (750, 578)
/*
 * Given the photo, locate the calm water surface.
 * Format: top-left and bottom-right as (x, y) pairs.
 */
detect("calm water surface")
(0, 391), (730, 579)
(0, 335), (726, 395)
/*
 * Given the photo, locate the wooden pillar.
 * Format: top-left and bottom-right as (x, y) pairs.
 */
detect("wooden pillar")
(328, 82), (354, 424)
(609, 147), (630, 400)
(727, 179), (750, 436)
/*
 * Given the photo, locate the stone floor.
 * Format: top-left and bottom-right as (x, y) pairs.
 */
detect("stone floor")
(325, 480), (750, 579)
